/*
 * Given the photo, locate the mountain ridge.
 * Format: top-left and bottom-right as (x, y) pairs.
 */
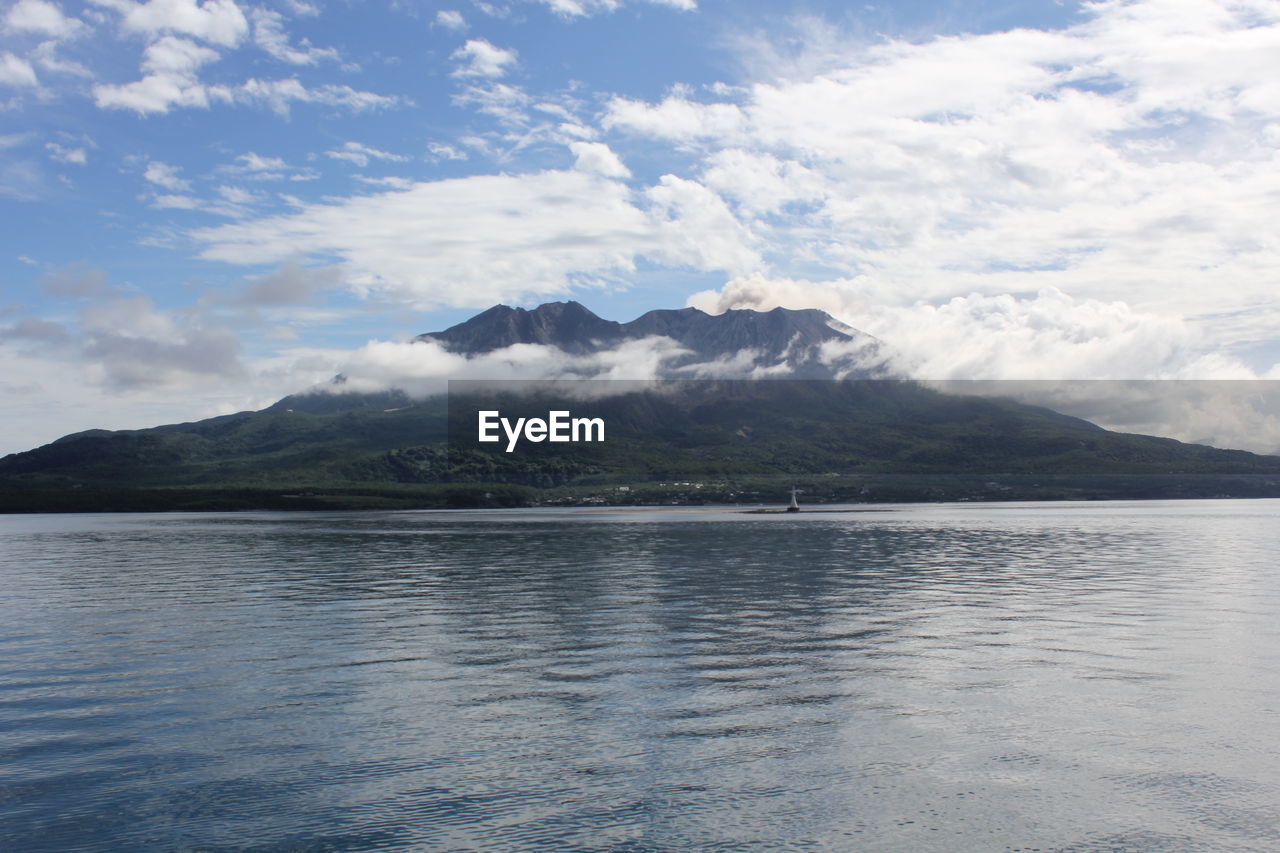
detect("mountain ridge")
(4, 300), (1280, 512)
(417, 301), (882, 378)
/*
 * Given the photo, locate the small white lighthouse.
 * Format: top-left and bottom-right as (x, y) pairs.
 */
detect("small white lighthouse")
(787, 486), (801, 513)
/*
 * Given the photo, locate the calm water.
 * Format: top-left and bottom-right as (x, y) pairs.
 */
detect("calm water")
(2, 500), (1279, 852)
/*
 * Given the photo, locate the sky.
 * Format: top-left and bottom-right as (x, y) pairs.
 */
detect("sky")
(4, 0), (1280, 455)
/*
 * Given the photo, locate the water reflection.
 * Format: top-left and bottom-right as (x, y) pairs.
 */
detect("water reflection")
(1, 501), (1279, 851)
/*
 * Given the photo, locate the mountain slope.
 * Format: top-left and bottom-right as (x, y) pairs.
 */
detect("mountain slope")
(4, 302), (1280, 511)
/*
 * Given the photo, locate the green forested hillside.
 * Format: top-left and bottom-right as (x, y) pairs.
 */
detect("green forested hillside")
(3, 381), (1279, 511)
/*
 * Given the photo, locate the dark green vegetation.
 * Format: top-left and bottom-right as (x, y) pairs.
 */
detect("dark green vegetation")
(4, 380), (1280, 512)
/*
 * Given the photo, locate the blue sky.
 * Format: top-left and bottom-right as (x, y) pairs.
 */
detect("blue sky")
(4, 0), (1280, 454)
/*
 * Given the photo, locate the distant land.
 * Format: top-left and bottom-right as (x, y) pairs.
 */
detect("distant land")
(3, 302), (1280, 512)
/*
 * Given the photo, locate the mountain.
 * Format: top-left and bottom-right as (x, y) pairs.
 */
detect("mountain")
(3, 302), (1280, 512)
(419, 301), (883, 378)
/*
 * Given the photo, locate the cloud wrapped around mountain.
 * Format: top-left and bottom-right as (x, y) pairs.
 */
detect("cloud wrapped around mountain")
(327, 335), (694, 399)
(690, 275), (1258, 380)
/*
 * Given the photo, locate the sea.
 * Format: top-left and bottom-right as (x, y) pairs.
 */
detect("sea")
(2, 500), (1278, 852)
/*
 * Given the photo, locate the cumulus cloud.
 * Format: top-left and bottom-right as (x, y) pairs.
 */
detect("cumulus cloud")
(642, 175), (761, 273)
(74, 293), (244, 389)
(5, 0), (87, 39)
(435, 9), (466, 30)
(0, 52), (39, 87)
(92, 20), (396, 115)
(604, 0), (1280, 362)
(690, 275), (1257, 381)
(44, 140), (85, 162)
(3, 264), (247, 396)
(100, 0), (250, 48)
(569, 141), (629, 177)
(143, 158), (189, 190)
(192, 168), (760, 308)
(451, 38), (517, 78)
(93, 34), (222, 112)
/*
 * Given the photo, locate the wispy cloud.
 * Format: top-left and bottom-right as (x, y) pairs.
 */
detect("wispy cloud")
(250, 8), (338, 66)
(324, 141), (409, 168)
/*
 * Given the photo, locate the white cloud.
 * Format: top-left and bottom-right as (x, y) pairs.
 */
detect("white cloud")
(451, 80), (530, 125)
(151, 193), (199, 208)
(216, 184), (260, 204)
(93, 35), (223, 112)
(450, 38), (517, 78)
(143, 159), (190, 190)
(4, 0), (87, 39)
(191, 168), (760, 308)
(324, 141), (409, 168)
(604, 94), (745, 140)
(328, 335), (695, 399)
(251, 7), (337, 65)
(0, 53), (39, 88)
(355, 174), (413, 190)
(569, 141), (629, 177)
(233, 151), (284, 172)
(221, 152), (313, 182)
(140, 32), (219, 73)
(107, 0), (250, 48)
(427, 142), (467, 161)
(234, 77), (399, 114)
(603, 0), (1280, 363)
(89, 2), (391, 115)
(30, 40), (92, 77)
(689, 275), (1256, 381)
(435, 9), (466, 30)
(530, 0), (696, 17)
(282, 0), (317, 16)
(3, 283), (247, 395)
(701, 149), (826, 215)
(219, 151), (293, 181)
(46, 141), (86, 164)
(642, 175), (761, 274)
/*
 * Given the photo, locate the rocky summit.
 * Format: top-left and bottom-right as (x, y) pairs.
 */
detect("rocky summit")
(418, 301), (884, 378)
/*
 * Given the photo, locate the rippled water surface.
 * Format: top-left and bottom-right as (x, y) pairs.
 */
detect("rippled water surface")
(3, 500), (1280, 851)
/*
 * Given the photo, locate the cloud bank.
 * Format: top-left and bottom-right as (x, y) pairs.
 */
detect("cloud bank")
(193, 164), (762, 308)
